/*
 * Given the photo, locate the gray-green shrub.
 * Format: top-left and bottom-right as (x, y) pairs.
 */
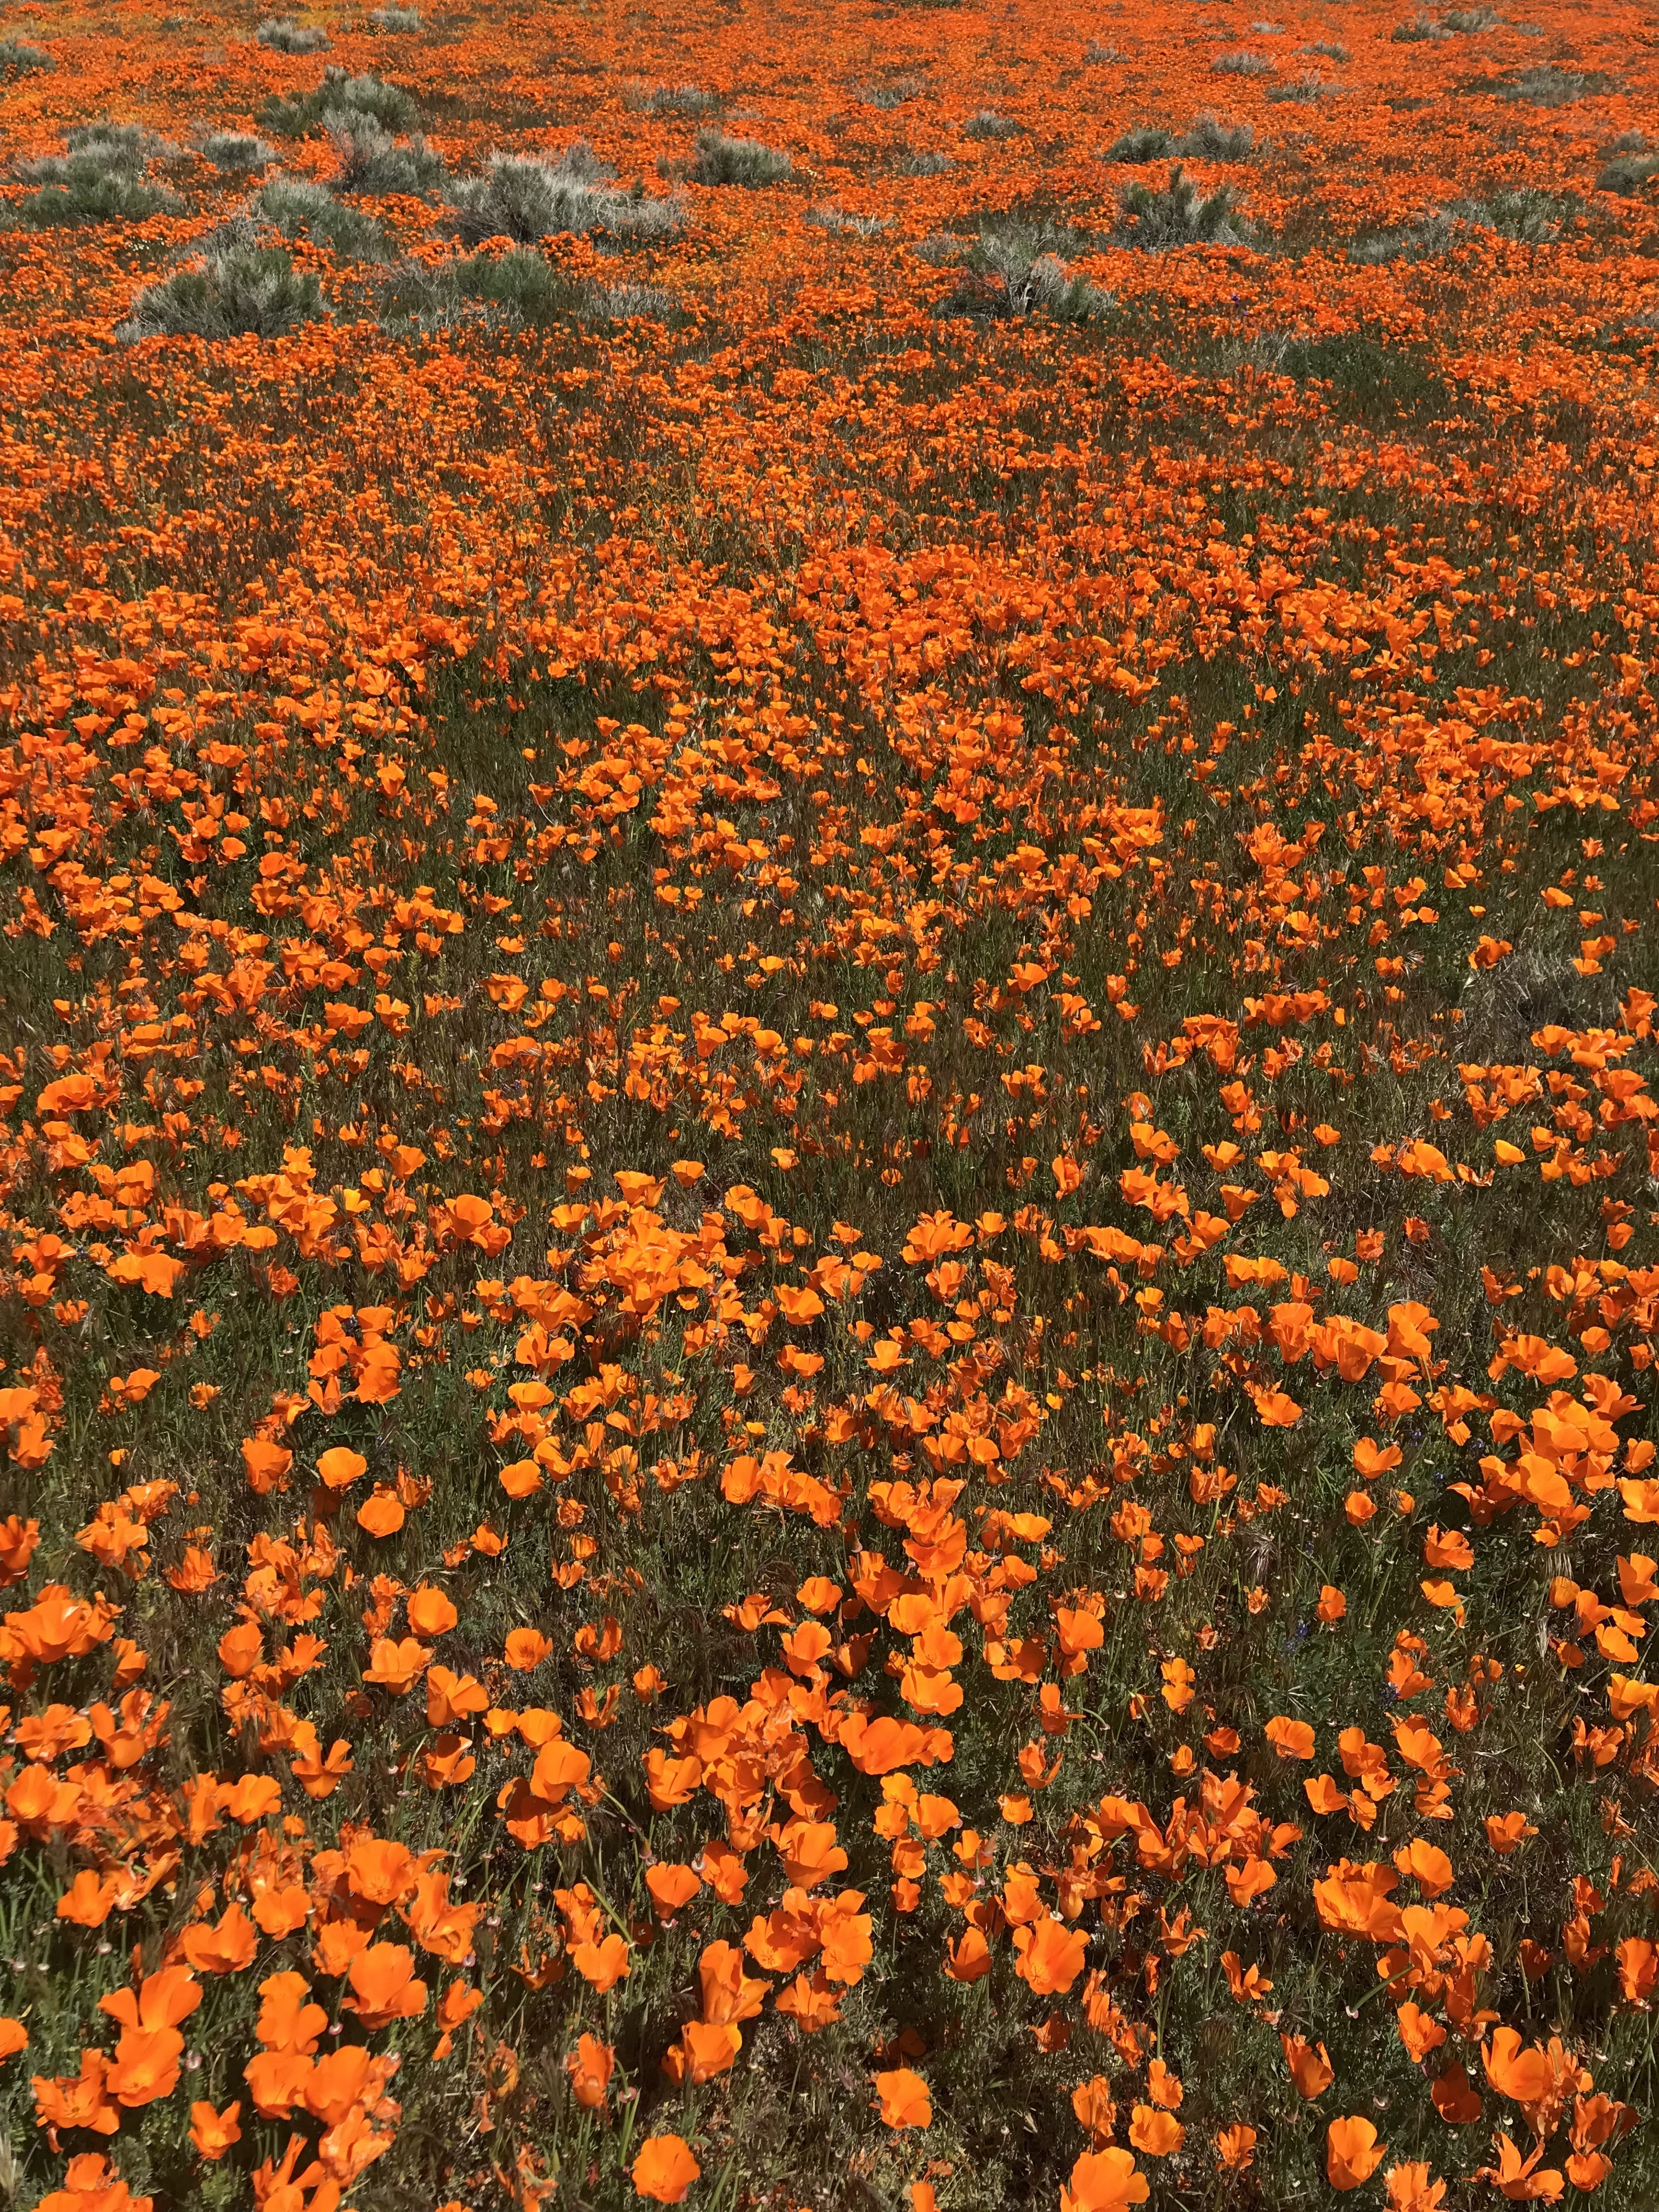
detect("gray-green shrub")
(118, 244), (325, 339)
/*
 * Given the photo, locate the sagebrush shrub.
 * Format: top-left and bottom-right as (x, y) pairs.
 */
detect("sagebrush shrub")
(860, 77), (924, 109)
(262, 65), (419, 137)
(1177, 115), (1253, 159)
(7, 131), (183, 226)
(1211, 49), (1275, 74)
(1265, 71), (1336, 103)
(1599, 150), (1659, 195)
(449, 151), (685, 242)
(258, 175), (390, 257)
(201, 130), (278, 172)
(805, 203), (888, 238)
(0, 34), (53, 71)
(1118, 161), (1248, 246)
(962, 110), (1023, 139)
(117, 244), (326, 338)
(256, 16), (331, 52)
(689, 129), (792, 185)
(330, 119), (447, 196)
(369, 4), (422, 27)
(633, 83), (720, 117)
(1509, 65), (1607, 104)
(1105, 126), (1175, 165)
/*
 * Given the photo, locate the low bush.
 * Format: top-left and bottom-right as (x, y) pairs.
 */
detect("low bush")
(256, 16), (331, 52)
(261, 65), (419, 138)
(117, 244), (326, 339)
(1118, 161), (1248, 247)
(330, 119), (447, 196)
(257, 176), (390, 257)
(201, 131), (279, 173)
(689, 128), (792, 185)
(449, 150), (685, 243)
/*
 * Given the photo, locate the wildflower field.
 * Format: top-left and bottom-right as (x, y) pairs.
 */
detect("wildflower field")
(3, 0), (1659, 2205)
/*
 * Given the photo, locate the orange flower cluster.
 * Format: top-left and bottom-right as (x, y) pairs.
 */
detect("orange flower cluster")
(2, 0), (1659, 2204)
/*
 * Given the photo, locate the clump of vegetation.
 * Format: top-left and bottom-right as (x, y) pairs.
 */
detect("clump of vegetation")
(860, 77), (924, 110)
(933, 215), (1109, 320)
(1506, 65), (1611, 104)
(7, 126), (184, 227)
(449, 148), (685, 243)
(1105, 125), (1175, 165)
(1346, 209), (1463, 263)
(962, 110), (1023, 139)
(1471, 187), (1579, 240)
(369, 5), (422, 27)
(380, 247), (676, 332)
(1347, 189), (1579, 261)
(261, 64), (420, 137)
(584, 279), (676, 321)
(898, 149), (952, 175)
(0, 34), (53, 72)
(117, 243), (325, 338)
(1266, 71), (1338, 103)
(1118, 161), (1248, 246)
(974, 228), (1107, 318)
(1443, 4), (1501, 26)
(688, 128), (792, 186)
(1211, 49), (1275, 74)
(257, 174), (390, 257)
(1599, 148), (1659, 195)
(256, 16), (331, 53)
(1305, 38), (1350, 60)
(201, 130), (279, 173)
(805, 202), (888, 238)
(630, 83), (721, 117)
(1392, 13), (1453, 39)
(4, 170), (182, 227)
(1178, 114), (1254, 159)
(330, 117), (447, 196)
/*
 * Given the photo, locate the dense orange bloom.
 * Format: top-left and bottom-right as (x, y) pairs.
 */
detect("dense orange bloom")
(1, 3), (1657, 2201)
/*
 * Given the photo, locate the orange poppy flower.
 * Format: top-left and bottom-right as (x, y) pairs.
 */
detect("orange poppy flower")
(631, 2135), (701, 2204)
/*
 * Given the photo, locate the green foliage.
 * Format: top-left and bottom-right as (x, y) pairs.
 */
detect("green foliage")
(1265, 71), (1338, 103)
(331, 118), (447, 196)
(0, 35), (52, 73)
(689, 128), (793, 186)
(257, 176), (390, 258)
(1105, 126), (1176, 165)
(5, 143), (183, 228)
(260, 64), (419, 138)
(1117, 162), (1248, 249)
(1276, 330), (1451, 425)
(256, 15), (331, 51)
(1598, 150), (1659, 195)
(963, 110), (1023, 140)
(448, 149), (684, 244)
(1177, 114), (1254, 159)
(200, 130), (278, 173)
(1505, 65), (1612, 105)
(117, 244), (326, 340)
(632, 83), (720, 117)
